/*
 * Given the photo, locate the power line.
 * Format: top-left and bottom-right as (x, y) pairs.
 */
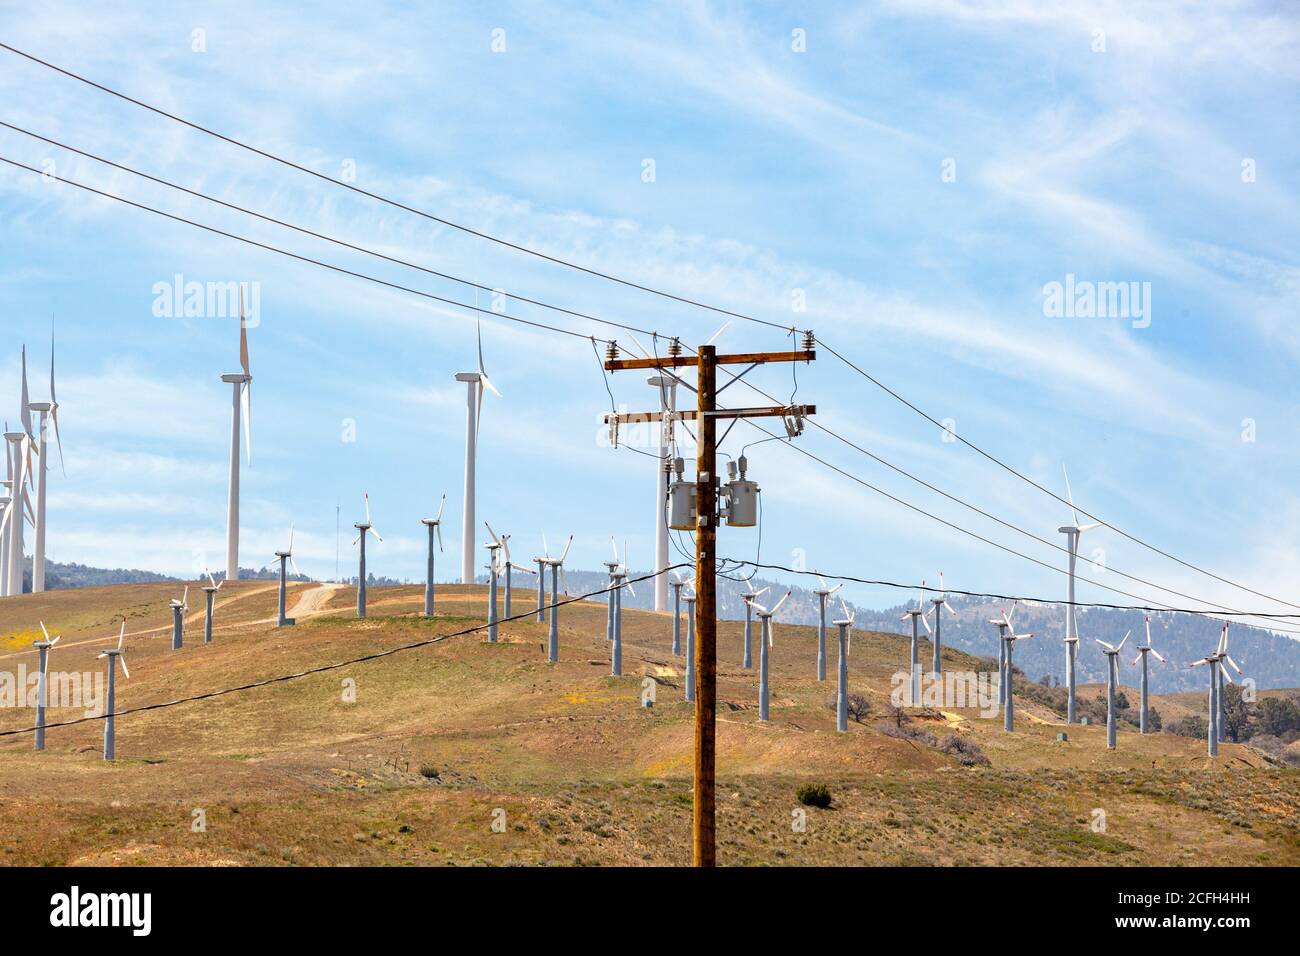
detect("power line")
(0, 567), (685, 740)
(0, 120), (673, 345)
(0, 154), (609, 345)
(727, 560), (1300, 619)
(0, 41), (795, 334)
(4, 40), (1290, 612)
(733, 416), (1300, 635)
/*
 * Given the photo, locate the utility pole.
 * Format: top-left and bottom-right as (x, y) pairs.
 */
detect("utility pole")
(603, 336), (815, 868)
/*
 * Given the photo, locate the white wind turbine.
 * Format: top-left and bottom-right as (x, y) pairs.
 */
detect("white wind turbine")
(169, 585), (189, 650)
(989, 601), (1017, 708)
(420, 494), (447, 617)
(495, 527), (532, 618)
(274, 526), (302, 627)
(99, 620), (130, 761)
(1058, 464), (1102, 724)
(747, 589), (791, 722)
(353, 493), (382, 618)
(1189, 623), (1243, 751)
(484, 522), (505, 643)
(741, 582), (768, 668)
(833, 597), (855, 733)
(999, 609), (1034, 732)
(929, 572), (957, 676)
(1095, 630), (1131, 749)
(899, 581), (931, 706)
(536, 532), (573, 662)
(220, 291), (253, 582)
(456, 318), (501, 585)
(813, 574), (844, 682)
(1131, 616), (1167, 734)
(30, 325), (64, 593)
(200, 566), (223, 643)
(609, 538), (637, 677)
(33, 620), (60, 750)
(684, 580), (697, 701)
(670, 570), (689, 656)
(4, 362), (40, 596)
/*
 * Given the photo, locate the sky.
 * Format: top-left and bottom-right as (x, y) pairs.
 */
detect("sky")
(1, 1), (1299, 633)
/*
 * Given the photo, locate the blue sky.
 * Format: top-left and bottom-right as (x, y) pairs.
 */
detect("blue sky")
(1, 1), (1298, 628)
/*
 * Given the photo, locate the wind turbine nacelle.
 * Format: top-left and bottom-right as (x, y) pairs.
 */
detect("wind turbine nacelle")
(669, 479), (697, 530)
(455, 372), (481, 383)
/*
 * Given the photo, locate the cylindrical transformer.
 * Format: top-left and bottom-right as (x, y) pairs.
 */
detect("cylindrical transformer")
(725, 480), (760, 526)
(668, 479), (697, 530)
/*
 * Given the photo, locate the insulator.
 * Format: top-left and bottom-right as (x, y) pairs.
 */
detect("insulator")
(668, 337), (682, 357)
(605, 340), (619, 362)
(802, 329), (816, 351)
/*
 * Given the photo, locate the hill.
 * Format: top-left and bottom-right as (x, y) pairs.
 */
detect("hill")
(0, 579), (1296, 866)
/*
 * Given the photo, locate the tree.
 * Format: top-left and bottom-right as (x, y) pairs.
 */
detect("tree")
(1221, 683), (1250, 742)
(1256, 696), (1300, 738)
(846, 693), (871, 723)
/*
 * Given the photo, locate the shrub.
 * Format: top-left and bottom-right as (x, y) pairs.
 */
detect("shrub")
(938, 734), (990, 766)
(419, 765), (440, 780)
(877, 721), (937, 747)
(847, 693), (871, 723)
(796, 783), (833, 808)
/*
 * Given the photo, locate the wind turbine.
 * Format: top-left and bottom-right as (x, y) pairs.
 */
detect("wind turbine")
(602, 542), (622, 644)
(455, 318), (500, 585)
(899, 581), (931, 706)
(1058, 464), (1102, 724)
(537, 533), (572, 662)
(33, 621), (59, 750)
(352, 493), (382, 618)
(1131, 616), (1166, 734)
(647, 372), (677, 611)
(0, 486), (11, 597)
(741, 583), (768, 668)
(684, 584), (697, 702)
(420, 495), (447, 617)
(747, 590), (790, 722)
(169, 585), (189, 650)
(929, 572), (957, 676)
(484, 524), (503, 643)
(200, 567), (222, 643)
(274, 526), (301, 627)
(99, 620), (130, 761)
(497, 529), (532, 617)
(669, 572), (687, 655)
(221, 290), (253, 582)
(1190, 625), (1240, 757)
(610, 540), (636, 677)
(29, 328), (62, 593)
(813, 575), (844, 682)
(989, 602), (1016, 707)
(1095, 630), (1131, 749)
(1217, 624), (1244, 743)
(999, 610), (1034, 732)
(3, 425), (32, 596)
(833, 598), (854, 733)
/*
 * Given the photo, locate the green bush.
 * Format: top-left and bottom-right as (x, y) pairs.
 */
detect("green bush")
(796, 783), (833, 808)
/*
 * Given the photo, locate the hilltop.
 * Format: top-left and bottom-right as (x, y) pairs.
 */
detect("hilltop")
(0, 579), (1295, 866)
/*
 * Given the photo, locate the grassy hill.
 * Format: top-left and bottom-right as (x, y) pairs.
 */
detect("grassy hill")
(0, 580), (1296, 866)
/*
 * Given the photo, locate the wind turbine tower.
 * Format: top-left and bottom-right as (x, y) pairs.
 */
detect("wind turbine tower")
(4, 430), (28, 596)
(352, 494), (382, 618)
(33, 621), (59, 750)
(899, 582), (931, 706)
(746, 590), (790, 722)
(929, 573), (956, 676)
(669, 573), (685, 655)
(221, 296), (252, 582)
(1095, 630), (1131, 749)
(29, 328), (64, 593)
(99, 621), (129, 761)
(455, 320), (500, 585)
(420, 495), (446, 617)
(813, 575), (843, 681)
(741, 584), (767, 668)
(200, 568), (222, 643)
(999, 610), (1034, 732)
(274, 527), (301, 627)
(647, 373), (677, 611)
(834, 599), (854, 733)
(169, 585), (189, 650)
(1058, 465), (1101, 724)
(1131, 616), (1166, 733)
(684, 588), (697, 701)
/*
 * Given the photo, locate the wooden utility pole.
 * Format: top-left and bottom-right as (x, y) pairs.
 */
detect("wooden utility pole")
(694, 345), (718, 866)
(603, 339), (814, 867)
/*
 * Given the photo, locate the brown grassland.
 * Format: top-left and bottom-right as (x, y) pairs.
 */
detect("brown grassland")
(0, 580), (1296, 866)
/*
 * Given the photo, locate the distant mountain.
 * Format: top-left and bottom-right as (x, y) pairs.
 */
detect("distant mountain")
(23, 560), (309, 589)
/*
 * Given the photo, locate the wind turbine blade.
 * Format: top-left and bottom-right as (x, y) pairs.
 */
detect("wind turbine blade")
(206, 567), (218, 589)
(364, 493), (371, 526)
(118, 655), (129, 680)
(288, 525), (295, 554)
(625, 577), (636, 597)
(1062, 463), (1081, 526)
(1117, 630), (1131, 651)
(625, 332), (653, 359)
(239, 286), (250, 377)
(369, 527), (383, 543)
(435, 524), (444, 551)
(610, 536), (619, 562)
(1131, 653), (1142, 666)
(39, 621), (50, 641)
(920, 612), (932, 634)
(542, 531), (550, 558)
(117, 620), (126, 649)
(1150, 648), (1166, 664)
(352, 532), (362, 546)
(1220, 667), (1235, 685)
(20, 345), (33, 439)
(1144, 615), (1152, 646)
(49, 329), (66, 477)
(828, 582), (843, 596)
(1224, 654), (1243, 675)
(770, 590), (792, 616)
(559, 534), (573, 563)
(1095, 639), (1115, 651)
(485, 521), (501, 546)
(435, 494), (447, 522)
(705, 320), (733, 346)
(289, 553), (301, 577)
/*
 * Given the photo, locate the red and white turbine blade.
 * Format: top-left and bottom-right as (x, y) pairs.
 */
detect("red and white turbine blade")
(435, 494), (447, 523)
(1223, 654), (1243, 675)
(559, 534), (573, 564)
(770, 590), (792, 616)
(1150, 648), (1166, 664)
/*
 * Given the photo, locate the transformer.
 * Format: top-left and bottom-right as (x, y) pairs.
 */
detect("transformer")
(724, 455), (760, 527)
(668, 457), (697, 530)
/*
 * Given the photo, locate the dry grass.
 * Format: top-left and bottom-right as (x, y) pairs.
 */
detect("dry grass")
(0, 581), (1295, 866)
